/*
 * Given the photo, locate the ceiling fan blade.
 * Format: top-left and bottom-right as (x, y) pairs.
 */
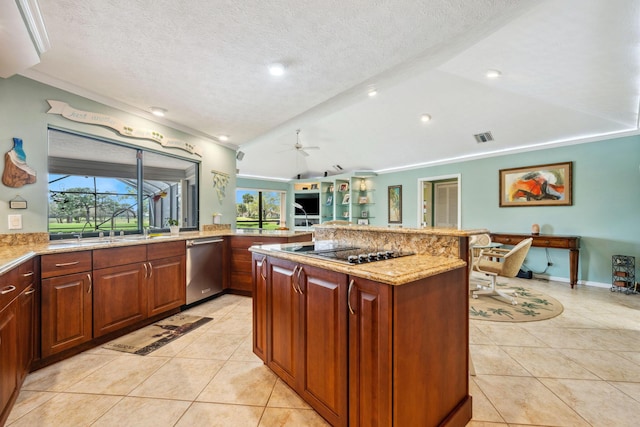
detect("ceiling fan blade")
(299, 149), (310, 157)
(304, 146), (320, 150)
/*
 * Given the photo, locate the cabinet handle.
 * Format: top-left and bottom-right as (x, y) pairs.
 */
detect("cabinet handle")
(147, 262), (153, 278)
(347, 280), (355, 315)
(296, 266), (304, 294)
(143, 263), (148, 279)
(55, 261), (80, 267)
(1, 285), (16, 295)
(259, 256), (267, 280)
(22, 271), (34, 277)
(87, 273), (92, 294)
(291, 266), (300, 293)
(24, 288), (36, 295)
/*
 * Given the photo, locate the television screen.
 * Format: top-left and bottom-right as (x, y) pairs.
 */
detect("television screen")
(295, 193), (320, 215)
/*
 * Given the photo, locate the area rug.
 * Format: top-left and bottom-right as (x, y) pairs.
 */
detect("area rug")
(469, 282), (563, 322)
(103, 313), (212, 355)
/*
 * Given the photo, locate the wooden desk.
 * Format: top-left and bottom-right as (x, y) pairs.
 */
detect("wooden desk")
(490, 233), (580, 288)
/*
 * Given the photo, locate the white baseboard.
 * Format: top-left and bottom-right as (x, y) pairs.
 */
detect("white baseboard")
(531, 273), (610, 289)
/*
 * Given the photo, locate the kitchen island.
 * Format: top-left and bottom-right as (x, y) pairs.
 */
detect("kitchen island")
(250, 225), (486, 427)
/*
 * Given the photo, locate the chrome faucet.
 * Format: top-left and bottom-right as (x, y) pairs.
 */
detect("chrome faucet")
(109, 208), (130, 239)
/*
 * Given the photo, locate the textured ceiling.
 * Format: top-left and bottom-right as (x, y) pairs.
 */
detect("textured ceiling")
(18, 0), (640, 180)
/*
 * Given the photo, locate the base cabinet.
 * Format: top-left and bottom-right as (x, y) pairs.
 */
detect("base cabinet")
(254, 254), (471, 427)
(41, 272), (93, 357)
(0, 302), (18, 425)
(261, 256), (348, 427)
(93, 263), (147, 337)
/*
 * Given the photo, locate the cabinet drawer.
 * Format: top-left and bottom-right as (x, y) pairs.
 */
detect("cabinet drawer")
(147, 240), (185, 260)
(41, 251), (92, 278)
(531, 237), (572, 249)
(93, 245), (147, 270)
(16, 258), (36, 288)
(0, 268), (19, 309)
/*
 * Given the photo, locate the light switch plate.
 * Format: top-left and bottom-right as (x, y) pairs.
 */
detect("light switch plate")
(8, 214), (22, 230)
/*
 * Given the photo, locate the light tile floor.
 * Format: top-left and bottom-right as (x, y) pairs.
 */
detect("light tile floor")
(7, 277), (640, 426)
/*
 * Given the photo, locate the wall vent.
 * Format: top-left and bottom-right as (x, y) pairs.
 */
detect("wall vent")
(474, 132), (494, 143)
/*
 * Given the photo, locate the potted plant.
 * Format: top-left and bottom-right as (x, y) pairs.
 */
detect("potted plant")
(166, 218), (179, 235)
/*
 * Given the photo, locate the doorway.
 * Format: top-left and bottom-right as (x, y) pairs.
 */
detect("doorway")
(418, 174), (460, 228)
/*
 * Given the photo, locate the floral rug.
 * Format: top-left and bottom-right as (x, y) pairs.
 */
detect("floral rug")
(469, 282), (563, 322)
(103, 313), (212, 355)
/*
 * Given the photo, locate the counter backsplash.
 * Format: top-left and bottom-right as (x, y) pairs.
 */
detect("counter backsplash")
(0, 232), (49, 248)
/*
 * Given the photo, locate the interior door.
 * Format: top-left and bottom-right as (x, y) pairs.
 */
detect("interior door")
(434, 181), (458, 227)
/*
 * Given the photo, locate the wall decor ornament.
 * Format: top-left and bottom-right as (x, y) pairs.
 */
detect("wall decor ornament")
(211, 170), (230, 203)
(2, 138), (37, 188)
(46, 100), (203, 157)
(499, 162), (572, 207)
(388, 185), (402, 223)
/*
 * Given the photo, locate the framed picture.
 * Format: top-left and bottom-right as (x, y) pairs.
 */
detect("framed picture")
(338, 182), (349, 192)
(388, 185), (402, 223)
(326, 195), (333, 205)
(328, 184), (334, 193)
(358, 196), (368, 204)
(342, 193), (350, 204)
(310, 183), (318, 190)
(499, 162), (572, 207)
(361, 210), (368, 218)
(357, 219), (369, 225)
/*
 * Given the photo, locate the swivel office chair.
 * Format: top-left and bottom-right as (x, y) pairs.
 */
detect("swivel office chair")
(472, 238), (533, 305)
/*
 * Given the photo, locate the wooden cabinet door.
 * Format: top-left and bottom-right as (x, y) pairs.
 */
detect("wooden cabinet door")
(298, 264), (348, 427)
(252, 253), (268, 362)
(93, 263), (146, 337)
(267, 257), (300, 388)
(0, 303), (18, 423)
(41, 273), (93, 357)
(348, 276), (393, 427)
(147, 256), (185, 317)
(17, 285), (37, 382)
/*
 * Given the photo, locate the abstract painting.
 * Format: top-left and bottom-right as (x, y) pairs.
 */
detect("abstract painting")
(499, 162), (572, 207)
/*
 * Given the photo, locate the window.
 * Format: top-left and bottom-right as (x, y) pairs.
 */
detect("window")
(236, 189), (286, 229)
(48, 128), (199, 238)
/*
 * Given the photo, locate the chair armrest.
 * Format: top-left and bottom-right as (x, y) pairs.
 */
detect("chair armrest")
(478, 250), (507, 259)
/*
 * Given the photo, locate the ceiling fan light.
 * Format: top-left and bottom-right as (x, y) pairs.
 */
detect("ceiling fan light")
(268, 63), (285, 76)
(368, 89), (378, 97)
(218, 135), (229, 142)
(420, 114), (431, 122)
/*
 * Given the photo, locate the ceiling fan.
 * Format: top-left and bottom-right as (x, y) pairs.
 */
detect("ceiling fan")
(290, 129), (320, 157)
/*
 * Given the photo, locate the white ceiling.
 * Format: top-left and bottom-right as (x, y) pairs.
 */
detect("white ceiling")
(12, 0), (640, 180)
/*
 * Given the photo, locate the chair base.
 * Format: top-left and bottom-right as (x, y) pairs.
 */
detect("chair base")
(472, 285), (518, 305)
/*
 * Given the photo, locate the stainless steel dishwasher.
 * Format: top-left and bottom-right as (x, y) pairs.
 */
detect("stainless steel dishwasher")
(186, 237), (224, 305)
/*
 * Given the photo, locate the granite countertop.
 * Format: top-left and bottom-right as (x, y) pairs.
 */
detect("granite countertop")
(0, 229), (313, 276)
(250, 242), (466, 286)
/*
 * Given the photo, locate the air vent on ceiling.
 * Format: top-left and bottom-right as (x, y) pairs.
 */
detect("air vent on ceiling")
(474, 132), (494, 143)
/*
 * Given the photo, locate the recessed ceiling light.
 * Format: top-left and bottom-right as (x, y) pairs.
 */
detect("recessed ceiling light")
(218, 135), (229, 142)
(268, 63), (285, 76)
(486, 69), (502, 79)
(368, 89), (378, 97)
(420, 114), (432, 123)
(150, 107), (167, 117)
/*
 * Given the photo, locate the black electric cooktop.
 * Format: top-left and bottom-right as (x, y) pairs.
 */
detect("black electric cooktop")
(278, 243), (415, 265)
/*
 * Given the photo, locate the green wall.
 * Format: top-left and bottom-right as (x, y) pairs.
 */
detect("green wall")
(0, 75), (238, 232)
(370, 136), (640, 286)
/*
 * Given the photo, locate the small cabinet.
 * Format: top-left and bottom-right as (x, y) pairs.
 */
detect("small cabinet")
(252, 253), (268, 361)
(147, 241), (186, 317)
(41, 251), (93, 357)
(265, 256), (348, 427)
(347, 277), (392, 426)
(93, 245), (147, 337)
(0, 302), (18, 425)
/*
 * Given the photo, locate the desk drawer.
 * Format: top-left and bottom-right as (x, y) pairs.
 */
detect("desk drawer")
(531, 236), (573, 249)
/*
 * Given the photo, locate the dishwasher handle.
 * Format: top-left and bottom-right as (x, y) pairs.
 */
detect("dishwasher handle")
(186, 238), (224, 247)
